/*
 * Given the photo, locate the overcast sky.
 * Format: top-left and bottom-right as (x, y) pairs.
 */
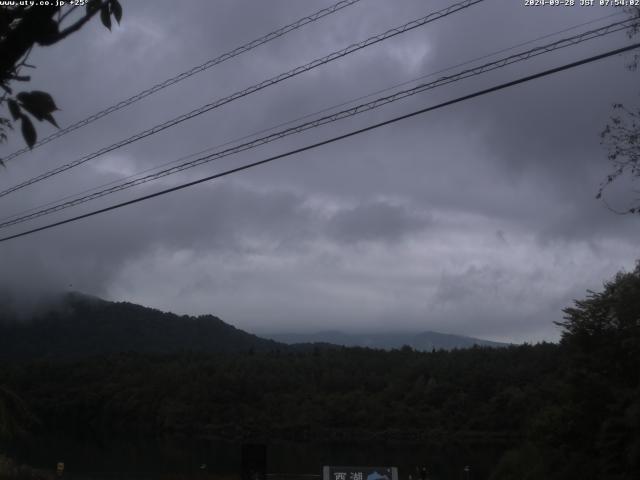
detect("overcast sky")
(1, 0), (639, 342)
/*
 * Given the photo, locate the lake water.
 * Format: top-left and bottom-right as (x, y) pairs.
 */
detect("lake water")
(3, 435), (506, 479)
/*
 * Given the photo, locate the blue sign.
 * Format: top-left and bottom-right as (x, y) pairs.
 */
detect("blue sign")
(323, 466), (398, 480)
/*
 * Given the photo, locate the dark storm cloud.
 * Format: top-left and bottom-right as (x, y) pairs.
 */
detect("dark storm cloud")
(326, 200), (429, 243)
(1, 0), (639, 342)
(0, 175), (429, 303)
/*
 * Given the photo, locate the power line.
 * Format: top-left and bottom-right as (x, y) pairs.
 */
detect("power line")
(0, 10), (623, 225)
(1, 17), (634, 228)
(1, 0), (364, 163)
(1, 41), (638, 244)
(0, 17), (634, 230)
(0, 0), (484, 199)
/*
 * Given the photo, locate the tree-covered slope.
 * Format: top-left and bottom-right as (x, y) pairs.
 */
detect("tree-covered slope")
(0, 293), (283, 359)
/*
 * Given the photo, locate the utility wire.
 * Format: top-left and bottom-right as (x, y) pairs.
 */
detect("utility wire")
(1, 0), (364, 163)
(0, 0), (484, 199)
(1, 41), (638, 244)
(0, 10), (624, 224)
(0, 17), (634, 230)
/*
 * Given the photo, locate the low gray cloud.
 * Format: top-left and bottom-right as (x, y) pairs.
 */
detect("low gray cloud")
(326, 200), (429, 244)
(1, 0), (639, 342)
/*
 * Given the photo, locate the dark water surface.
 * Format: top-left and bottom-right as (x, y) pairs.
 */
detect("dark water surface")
(3, 435), (505, 479)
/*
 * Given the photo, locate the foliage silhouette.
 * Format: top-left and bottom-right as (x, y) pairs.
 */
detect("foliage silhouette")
(0, 264), (638, 479)
(0, 0), (123, 157)
(599, 7), (640, 213)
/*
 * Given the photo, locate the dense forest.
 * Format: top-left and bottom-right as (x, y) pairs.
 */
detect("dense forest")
(0, 262), (639, 479)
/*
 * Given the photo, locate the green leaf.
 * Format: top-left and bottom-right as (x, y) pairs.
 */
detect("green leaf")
(17, 91), (59, 125)
(17, 91), (58, 113)
(111, 0), (122, 24)
(20, 115), (36, 149)
(100, 4), (112, 30)
(41, 112), (59, 128)
(18, 105), (46, 122)
(7, 99), (21, 120)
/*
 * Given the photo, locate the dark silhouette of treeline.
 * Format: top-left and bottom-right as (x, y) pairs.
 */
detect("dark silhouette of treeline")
(0, 293), (283, 360)
(1, 262), (638, 479)
(0, 343), (559, 440)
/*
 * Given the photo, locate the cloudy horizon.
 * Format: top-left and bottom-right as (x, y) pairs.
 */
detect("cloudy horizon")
(1, 0), (639, 343)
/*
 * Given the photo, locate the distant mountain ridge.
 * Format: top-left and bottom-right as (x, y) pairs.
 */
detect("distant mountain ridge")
(0, 292), (283, 360)
(0, 292), (507, 360)
(266, 330), (509, 351)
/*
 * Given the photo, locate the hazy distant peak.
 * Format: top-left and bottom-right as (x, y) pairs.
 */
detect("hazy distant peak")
(266, 330), (509, 351)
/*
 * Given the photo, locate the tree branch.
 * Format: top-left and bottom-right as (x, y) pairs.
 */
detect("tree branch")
(53, 2), (107, 43)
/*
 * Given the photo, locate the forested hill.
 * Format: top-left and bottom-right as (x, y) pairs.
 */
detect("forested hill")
(0, 293), (283, 359)
(1, 264), (639, 478)
(0, 293), (507, 360)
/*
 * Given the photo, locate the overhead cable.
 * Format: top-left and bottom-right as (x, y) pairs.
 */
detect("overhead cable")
(0, 17), (634, 230)
(1, 9), (623, 225)
(1, 0), (365, 162)
(1, 41), (638, 244)
(0, 0), (484, 198)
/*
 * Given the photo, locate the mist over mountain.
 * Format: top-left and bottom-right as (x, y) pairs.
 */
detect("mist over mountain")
(266, 330), (509, 351)
(0, 292), (283, 360)
(0, 289), (66, 324)
(0, 292), (510, 361)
